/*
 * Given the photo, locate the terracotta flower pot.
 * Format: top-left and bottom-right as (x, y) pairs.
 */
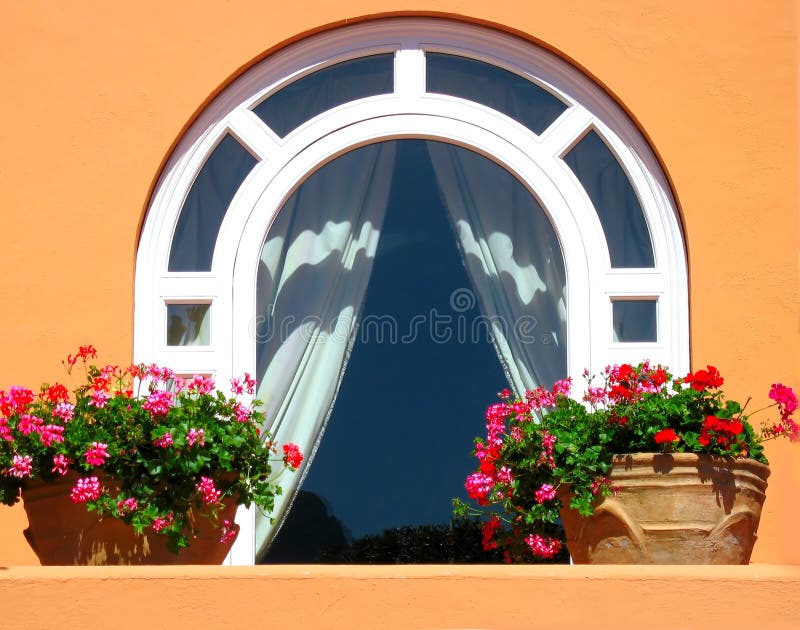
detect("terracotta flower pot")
(21, 473), (238, 565)
(558, 453), (770, 564)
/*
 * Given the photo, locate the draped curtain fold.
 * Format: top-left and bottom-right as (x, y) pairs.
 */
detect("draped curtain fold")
(253, 140), (567, 555)
(425, 141), (567, 393)
(254, 142), (397, 556)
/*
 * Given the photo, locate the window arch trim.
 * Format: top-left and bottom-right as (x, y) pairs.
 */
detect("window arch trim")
(135, 18), (689, 564)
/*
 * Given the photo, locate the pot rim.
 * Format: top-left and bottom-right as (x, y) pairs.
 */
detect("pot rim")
(609, 452), (770, 476)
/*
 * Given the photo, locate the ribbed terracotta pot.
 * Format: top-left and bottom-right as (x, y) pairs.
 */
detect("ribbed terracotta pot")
(558, 453), (770, 564)
(21, 473), (238, 565)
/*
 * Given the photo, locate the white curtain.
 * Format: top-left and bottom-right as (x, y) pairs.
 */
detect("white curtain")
(254, 142), (397, 556)
(425, 141), (567, 392)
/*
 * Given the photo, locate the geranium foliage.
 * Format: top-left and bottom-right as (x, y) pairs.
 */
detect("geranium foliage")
(0, 346), (302, 553)
(454, 362), (798, 563)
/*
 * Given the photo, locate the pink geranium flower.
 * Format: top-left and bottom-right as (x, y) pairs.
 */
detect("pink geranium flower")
(153, 432), (173, 448)
(8, 454), (33, 478)
(534, 483), (556, 504)
(152, 512), (174, 533)
(465, 472), (494, 503)
(188, 375), (215, 394)
(84, 442), (109, 466)
(552, 378), (572, 396)
(233, 402), (251, 423)
(51, 454), (72, 476)
(525, 534), (562, 559)
(89, 390), (110, 409)
(496, 466), (514, 485)
(770, 383), (798, 418)
(39, 424), (65, 447)
(70, 476), (102, 503)
(196, 476), (222, 504)
(52, 402), (75, 422)
(0, 418), (12, 442)
(117, 497), (138, 515)
(142, 390), (174, 416)
(17, 414), (43, 435)
(186, 428), (205, 447)
(219, 519), (239, 544)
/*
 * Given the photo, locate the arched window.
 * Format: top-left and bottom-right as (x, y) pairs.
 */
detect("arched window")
(135, 18), (688, 564)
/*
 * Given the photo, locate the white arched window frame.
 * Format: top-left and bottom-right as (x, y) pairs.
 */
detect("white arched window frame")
(135, 18), (689, 564)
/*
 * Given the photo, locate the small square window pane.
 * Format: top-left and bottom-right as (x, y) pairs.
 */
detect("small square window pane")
(167, 304), (210, 346)
(612, 300), (657, 342)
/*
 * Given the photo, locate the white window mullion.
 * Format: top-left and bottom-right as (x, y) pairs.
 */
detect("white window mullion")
(540, 106), (593, 154)
(158, 275), (219, 298)
(227, 110), (282, 157)
(394, 46), (426, 96)
(604, 271), (668, 295)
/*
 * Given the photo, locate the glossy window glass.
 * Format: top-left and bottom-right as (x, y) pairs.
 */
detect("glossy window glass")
(166, 303), (210, 346)
(612, 299), (657, 342)
(169, 134), (257, 272)
(426, 53), (568, 135)
(563, 130), (655, 268)
(253, 54), (394, 138)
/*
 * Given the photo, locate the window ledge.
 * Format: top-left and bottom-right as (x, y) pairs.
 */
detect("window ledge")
(2, 564), (798, 628)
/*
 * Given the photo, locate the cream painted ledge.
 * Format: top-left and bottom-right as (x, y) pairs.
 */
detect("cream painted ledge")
(1, 565), (799, 629)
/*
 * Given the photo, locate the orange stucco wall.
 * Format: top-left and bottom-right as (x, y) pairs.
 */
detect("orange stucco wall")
(0, 0), (798, 577)
(0, 565), (799, 629)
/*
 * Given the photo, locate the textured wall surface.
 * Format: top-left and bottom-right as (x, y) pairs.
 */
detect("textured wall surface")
(1, 565), (800, 629)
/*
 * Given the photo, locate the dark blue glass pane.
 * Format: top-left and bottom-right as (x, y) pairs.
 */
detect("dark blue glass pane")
(613, 300), (657, 342)
(426, 53), (567, 135)
(169, 134), (257, 272)
(253, 54), (394, 138)
(563, 130), (655, 268)
(261, 141), (511, 563)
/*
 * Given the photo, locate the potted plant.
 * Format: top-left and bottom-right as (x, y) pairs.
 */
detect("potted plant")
(0, 345), (302, 565)
(454, 362), (798, 564)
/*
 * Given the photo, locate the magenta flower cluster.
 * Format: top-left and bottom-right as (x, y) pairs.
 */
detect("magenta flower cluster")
(196, 476), (222, 505)
(70, 476), (102, 503)
(0, 345), (305, 555)
(84, 442), (109, 466)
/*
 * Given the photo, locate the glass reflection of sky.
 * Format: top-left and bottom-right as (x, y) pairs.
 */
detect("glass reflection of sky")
(263, 141), (509, 561)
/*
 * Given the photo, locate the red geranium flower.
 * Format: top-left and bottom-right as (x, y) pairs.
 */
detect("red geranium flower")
(282, 442), (304, 469)
(651, 368), (668, 387)
(481, 515), (502, 551)
(654, 428), (680, 444)
(698, 415), (743, 449)
(684, 366), (724, 391)
(609, 384), (633, 400)
(616, 364), (635, 382)
(45, 383), (70, 403)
